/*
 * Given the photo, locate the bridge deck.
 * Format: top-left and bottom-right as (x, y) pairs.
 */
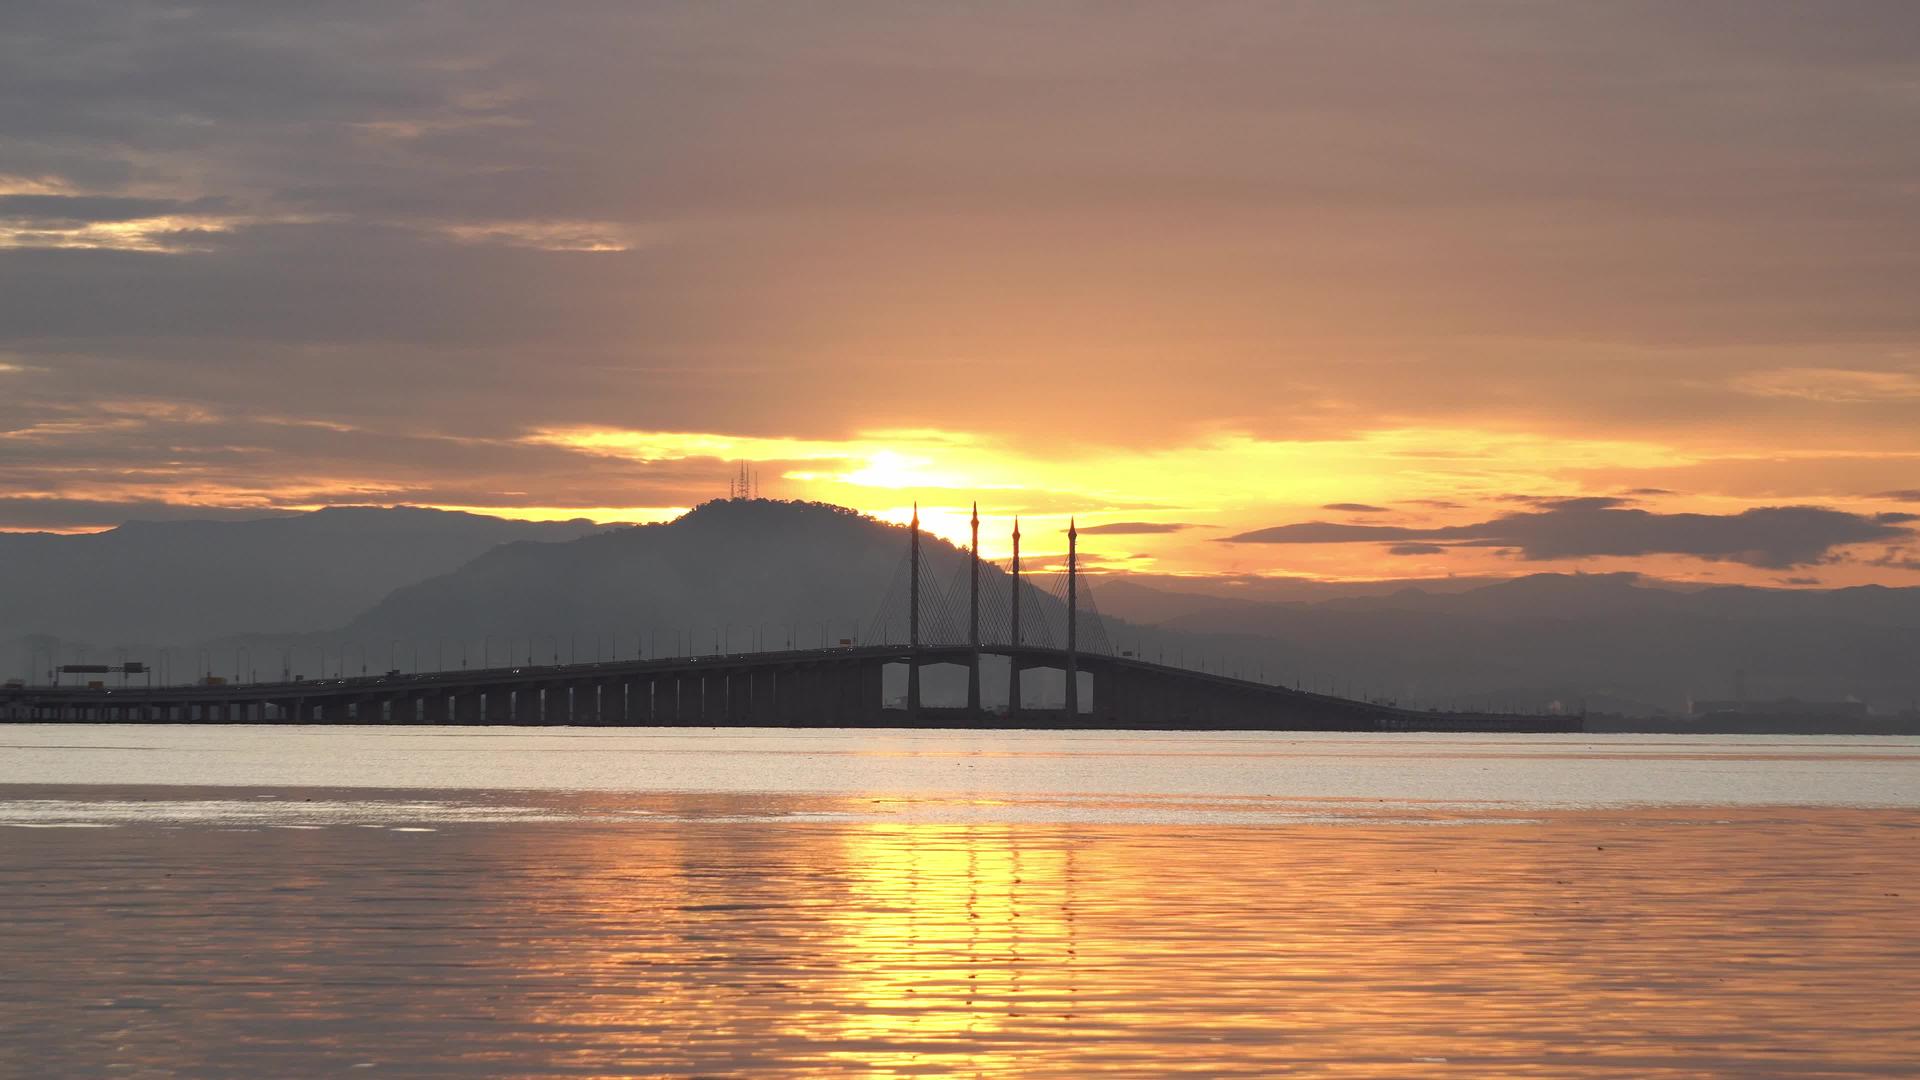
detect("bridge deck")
(2, 643), (1581, 733)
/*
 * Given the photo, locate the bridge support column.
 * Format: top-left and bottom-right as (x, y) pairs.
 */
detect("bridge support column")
(726, 670), (752, 725)
(680, 673), (705, 724)
(576, 681), (602, 725)
(855, 662), (884, 725)
(771, 668), (799, 724)
(482, 689), (512, 725)
(750, 668), (777, 724)
(625, 679), (652, 724)
(829, 665), (855, 724)
(660, 677), (682, 723)
(600, 680), (621, 724)
(800, 666), (832, 725)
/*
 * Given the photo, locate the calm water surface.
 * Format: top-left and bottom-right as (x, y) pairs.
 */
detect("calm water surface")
(2, 727), (1917, 1077)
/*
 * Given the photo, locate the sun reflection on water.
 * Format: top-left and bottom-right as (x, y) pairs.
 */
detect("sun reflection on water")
(2, 800), (1917, 1077)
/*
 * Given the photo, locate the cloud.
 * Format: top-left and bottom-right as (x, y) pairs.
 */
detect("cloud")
(1872, 490), (1920, 502)
(440, 220), (641, 253)
(1495, 495), (1632, 511)
(1322, 502), (1390, 513)
(1734, 367), (1920, 403)
(1868, 548), (1920, 571)
(0, 496), (300, 531)
(0, 0), (1918, 579)
(1221, 504), (1915, 569)
(1387, 543), (1447, 556)
(1076, 521), (1194, 535)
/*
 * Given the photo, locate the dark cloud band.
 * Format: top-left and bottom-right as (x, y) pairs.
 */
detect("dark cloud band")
(1222, 505), (1914, 569)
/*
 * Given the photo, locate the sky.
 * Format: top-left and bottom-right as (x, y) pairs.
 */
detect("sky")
(3, 1), (1919, 585)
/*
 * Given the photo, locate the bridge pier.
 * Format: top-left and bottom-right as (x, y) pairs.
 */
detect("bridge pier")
(677, 673), (704, 724)
(857, 662), (885, 725)
(541, 685), (569, 725)
(625, 678), (652, 724)
(475, 689), (506, 725)
(724, 670), (751, 725)
(750, 668), (777, 724)
(451, 692), (480, 725)
(562, 683), (590, 725)
(589, 681), (615, 725)
(656, 677), (680, 723)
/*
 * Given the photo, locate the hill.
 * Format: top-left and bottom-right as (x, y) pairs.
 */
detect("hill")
(0, 507), (608, 645)
(1095, 573), (1920, 715)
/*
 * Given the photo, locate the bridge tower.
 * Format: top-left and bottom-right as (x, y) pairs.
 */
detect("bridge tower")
(907, 503), (921, 722)
(1007, 516), (1021, 719)
(1066, 517), (1079, 716)
(967, 502), (981, 715)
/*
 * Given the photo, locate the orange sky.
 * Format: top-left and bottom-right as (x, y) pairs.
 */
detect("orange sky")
(2, 4), (1918, 586)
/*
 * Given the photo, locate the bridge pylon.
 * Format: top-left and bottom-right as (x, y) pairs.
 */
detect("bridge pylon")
(967, 502), (981, 716)
(1007, 516), (1021, 720)
(1066, 517), (1079, 717)
(907, 502), (921, 723)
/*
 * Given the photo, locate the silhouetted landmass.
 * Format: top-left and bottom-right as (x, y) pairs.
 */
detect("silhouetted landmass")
(6, 501), (1918, 719)
(1096, 573), (1920, 715)
(340, 499), (976, 646)
(0, 507), (607, 644)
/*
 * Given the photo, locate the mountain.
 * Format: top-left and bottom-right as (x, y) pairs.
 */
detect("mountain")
(11, 498), (1917, 718)
(0, 507), (608, 645)
(1095, 573), (1920, 715)
(337, 499), (982, 654)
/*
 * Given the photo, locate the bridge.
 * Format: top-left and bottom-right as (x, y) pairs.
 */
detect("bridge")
(1, 507), (1579, 733)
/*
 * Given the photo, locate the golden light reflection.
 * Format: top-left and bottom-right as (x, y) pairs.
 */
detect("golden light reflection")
(805, 824), (1078, 1074)
(10, 802), (1919, 1076)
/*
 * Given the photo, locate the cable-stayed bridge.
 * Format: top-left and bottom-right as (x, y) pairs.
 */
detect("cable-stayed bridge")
(1, 509), (1579, 732)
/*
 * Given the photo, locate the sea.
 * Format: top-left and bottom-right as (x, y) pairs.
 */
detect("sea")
(2, 726), (1916, 1078)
